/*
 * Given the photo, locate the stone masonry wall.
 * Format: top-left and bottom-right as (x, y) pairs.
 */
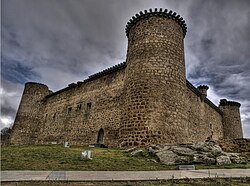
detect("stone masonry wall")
(38, 68), (125, 147)
(11, 83), (50, 144)
(186, 86), (224, 142)
(219, 100), (243, 139)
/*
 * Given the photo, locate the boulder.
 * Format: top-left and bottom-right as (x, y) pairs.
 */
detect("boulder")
(216, 155), (231, 165)
(147, 159), (158, 163)
(170, 146), (196, 156)
(148, 144), (171, 155)
(148, 146), (158, 155)
(193, 153), (216, 164)
(125, 147), (137, 153)
(175, 155), (194, 164)
(191, 142), (223, 155)
(228, 153), (247, 164)
(156, 150), (177, 165)
(147, 142), (246, 166)
(131, 150), (146, 157)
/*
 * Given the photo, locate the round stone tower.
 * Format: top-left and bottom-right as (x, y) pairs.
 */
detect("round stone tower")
(120, 8), (188, 147)
(11, 82), (50, 144)
(219, 99), (243, 139)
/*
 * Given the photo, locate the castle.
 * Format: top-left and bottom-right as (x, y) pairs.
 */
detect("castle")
(10, 8), (243, 147)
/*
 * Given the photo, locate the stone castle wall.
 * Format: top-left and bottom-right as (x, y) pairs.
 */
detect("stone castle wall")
(186, 83), (224, 142)
(38, 68), (126, 147)
(10, 9), (243, 147)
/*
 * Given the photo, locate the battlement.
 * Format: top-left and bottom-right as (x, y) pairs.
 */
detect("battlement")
(219, 99), (241, 107)
(186, 81), (222, 115)
(197, 85), (209, 90)
(25, 82), (48, 88)
(125, 8), (187, 37)
(45, 62), (127, 98)
(85, 62), (126, 82)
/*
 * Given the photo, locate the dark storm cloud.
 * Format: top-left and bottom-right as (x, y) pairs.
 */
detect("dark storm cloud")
(0, 79), (23, 128)
(1, 0), (250, 137)
(1, 106), (16, 118)
(1, 57), (38, 84)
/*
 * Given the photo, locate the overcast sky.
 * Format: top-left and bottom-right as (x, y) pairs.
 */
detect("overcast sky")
(1, 0), (250, 138)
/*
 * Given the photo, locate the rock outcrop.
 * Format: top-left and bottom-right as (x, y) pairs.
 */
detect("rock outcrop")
(131, 142), (248, 165)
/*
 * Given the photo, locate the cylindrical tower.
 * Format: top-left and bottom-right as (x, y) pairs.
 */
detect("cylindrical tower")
(219, 99), (243, 139)
(120, 8), (188, 147)
(10, 82), (50, 144)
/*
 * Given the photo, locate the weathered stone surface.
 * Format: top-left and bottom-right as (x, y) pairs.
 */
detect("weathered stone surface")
(193, 154), (216, 164)
(228, 153), (247, 164)
(219, 99), (243, 139)
(175, 155), (193, 164)
(149, 142), (247, 165)
(217, 138), (250, 153)
(170, 146), (195, 156)
(147, 159), (158, 163)
(131, 150), (146, 157)
(156, 150), (177, 165)
(125, 147), (137, 153)
(216, 155), (231, 165)
(191, 142), (222, 154)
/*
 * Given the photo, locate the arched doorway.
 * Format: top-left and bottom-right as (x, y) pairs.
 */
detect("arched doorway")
(97, 128), (104, 144)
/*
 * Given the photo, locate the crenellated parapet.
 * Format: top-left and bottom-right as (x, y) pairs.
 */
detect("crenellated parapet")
(87, 62), (126, 82)
(219, 99), (241, 107)
(197, 85), (209, 90)
(125, 8), (187, 38)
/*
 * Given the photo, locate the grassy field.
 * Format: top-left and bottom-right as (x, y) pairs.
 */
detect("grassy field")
(2, 178), (250, 186)
(1, 145), (250, 171)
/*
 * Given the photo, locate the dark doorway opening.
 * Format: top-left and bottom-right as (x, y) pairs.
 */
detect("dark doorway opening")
(97, 128), (104, 144)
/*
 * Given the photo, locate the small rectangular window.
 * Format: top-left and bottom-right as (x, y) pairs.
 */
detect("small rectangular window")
(45, 114), (48, 122)
(87, 103), (91, 113)
(77, 104), (82, 111)
(67, 107), (72, 114)
(84, 102), (92, 120)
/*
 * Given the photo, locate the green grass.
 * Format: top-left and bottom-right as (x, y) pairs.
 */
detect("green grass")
(1, 145), (250, 171)
(1, 145), (174, 171)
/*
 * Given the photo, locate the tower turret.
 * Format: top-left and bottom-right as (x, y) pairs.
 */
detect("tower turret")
(120, 8), (188, 147)
(10, 82), (50, 144)
(219, 99), (243, 139)
(197, 85), (209, 100)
